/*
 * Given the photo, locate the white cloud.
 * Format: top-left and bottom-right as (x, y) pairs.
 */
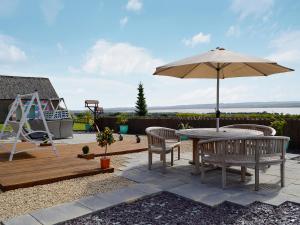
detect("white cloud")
(267, 30), (300, 64)
(226, 25), (240, 37)
(178, 85), (251, 104)
(56, 42), (65, 54)
(120, 16), (128, 27)
(0, 0), (19, 17)
(0, 34), (26, 64)
(40, 0), (64, 25)
(67, 66), (81, 74)
(182, 32), (211, 47)
(230, 0), (274, 20)
(51, 76), (136, 109)
(82, 39), (163, 75)
(126, 0), (142, 12)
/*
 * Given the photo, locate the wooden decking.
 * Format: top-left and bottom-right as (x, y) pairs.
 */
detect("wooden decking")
(0, 157), (113, 191)
(0, 139), (147, 191)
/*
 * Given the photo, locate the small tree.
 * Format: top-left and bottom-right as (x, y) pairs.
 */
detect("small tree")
(96, 127), (115, 156)
(135, 82), (148, 116)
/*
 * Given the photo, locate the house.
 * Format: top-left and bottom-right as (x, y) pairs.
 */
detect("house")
(0, 75), (59, 123)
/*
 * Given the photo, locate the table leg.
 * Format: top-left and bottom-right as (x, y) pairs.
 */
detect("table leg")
(191, 139), (205, 175)
(189, 139), (198, 165)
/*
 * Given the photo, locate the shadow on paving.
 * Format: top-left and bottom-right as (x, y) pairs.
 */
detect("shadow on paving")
(120, 159), (284, 197)
(57, 191), (300, 225)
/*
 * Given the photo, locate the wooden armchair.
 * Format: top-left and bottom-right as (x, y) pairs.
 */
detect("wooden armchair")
(145, 127), (181, 171)
(197, 136), (290, 190)
(222, 124), (276, 136)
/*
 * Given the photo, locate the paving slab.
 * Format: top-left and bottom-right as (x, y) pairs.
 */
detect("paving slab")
(226, 192), (267, 206)
(77, 195), (113, 211)
(196, 190), (240, 206)
(30, 202), (91, 225)
(120, 169), (165, 183)
(169, 183), (220, 201)
(129, 183), (162, 194)
(3, 214), (41, 225)
(96, 185), (154, 205)
(282, 183), (300, 197)
(264, 192), (300, 205)
(145, 177), (187, 191)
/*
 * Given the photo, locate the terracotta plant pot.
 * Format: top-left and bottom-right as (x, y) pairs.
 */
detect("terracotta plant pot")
(100, 157), (110, 169)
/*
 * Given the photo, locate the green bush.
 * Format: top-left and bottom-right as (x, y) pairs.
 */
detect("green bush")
(82, 145), (89, 154)
(270, 119), (287, 135)
(116, 113), (129, 125)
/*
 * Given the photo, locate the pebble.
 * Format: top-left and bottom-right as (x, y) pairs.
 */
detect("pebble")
(58, 192), (300, 225)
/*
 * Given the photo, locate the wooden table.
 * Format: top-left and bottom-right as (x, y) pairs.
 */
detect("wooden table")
(176, 128), (263, 174)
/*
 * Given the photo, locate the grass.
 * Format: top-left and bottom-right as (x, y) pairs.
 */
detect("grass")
(0, 124), (12, 132)
(1, 123), (86, 132)
(73, 122), (86, 131)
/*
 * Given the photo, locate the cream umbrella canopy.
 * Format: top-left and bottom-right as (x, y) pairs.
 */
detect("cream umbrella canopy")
(153, 47), (294, 131)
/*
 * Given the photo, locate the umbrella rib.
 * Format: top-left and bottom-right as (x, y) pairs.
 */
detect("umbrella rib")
(180, 63), (201, 78)
(205, 62), (217, 70)
(244, 63), (267, 76)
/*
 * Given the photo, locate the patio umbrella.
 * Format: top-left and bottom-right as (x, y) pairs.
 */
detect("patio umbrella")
(153, 47), (294, 131)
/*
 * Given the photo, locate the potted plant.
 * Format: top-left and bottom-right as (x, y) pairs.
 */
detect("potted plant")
(178, 122), (192, 141)
(78, 145), (94, 160)
(97, 127), (115, 169)
(116, 113), (129, 134)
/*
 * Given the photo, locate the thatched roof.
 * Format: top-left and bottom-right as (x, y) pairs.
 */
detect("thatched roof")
(0, 75), (59, 100)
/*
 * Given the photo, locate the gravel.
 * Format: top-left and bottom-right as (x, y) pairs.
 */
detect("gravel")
(0, 155), (135, 221)
(59, 192), (300, 225)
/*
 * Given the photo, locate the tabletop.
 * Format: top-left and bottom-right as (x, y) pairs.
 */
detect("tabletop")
(176, 128), (263, 139)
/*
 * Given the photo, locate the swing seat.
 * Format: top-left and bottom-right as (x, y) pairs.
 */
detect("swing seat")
(8, 121), (53, 142)
(23, 129), (50, 140)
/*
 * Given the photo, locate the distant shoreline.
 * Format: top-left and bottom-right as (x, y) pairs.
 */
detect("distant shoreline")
(71, 101), (300, 113)
(71, 106), (300, 115)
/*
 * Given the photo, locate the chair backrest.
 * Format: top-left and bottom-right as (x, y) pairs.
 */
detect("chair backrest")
(222, 124), (276, 136)
(145, 127), (177, 138)
(145, 127), (177, 148)
(198, 136), (290, 163)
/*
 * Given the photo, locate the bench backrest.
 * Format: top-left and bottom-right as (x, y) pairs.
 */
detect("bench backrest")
(199, 136), (290, 162)
(222, 124), (276, 136)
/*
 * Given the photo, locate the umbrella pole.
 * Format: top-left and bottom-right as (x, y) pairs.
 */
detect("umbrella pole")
(216, 68), (220, 131)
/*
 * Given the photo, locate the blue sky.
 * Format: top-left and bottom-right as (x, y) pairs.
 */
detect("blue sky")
(0, 0), (299, 109)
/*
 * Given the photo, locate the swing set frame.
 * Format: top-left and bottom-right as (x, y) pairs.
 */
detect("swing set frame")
(0, 91), (58, 161)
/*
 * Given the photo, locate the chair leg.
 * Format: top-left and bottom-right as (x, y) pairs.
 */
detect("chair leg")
(281, 162), (285, 187)
(162, 153), (166, 173)
(201, 154), (205, 183)
(171, 149), (174, 166)
(222, 165), (226, 189)
(201, 163), (205, 183)
(148, 151), (152, 170)
(177, 146), (180, 160)
(255, 164), (259, 191)
(160, 154), (163, 161)
(241, 166), (246, 182)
